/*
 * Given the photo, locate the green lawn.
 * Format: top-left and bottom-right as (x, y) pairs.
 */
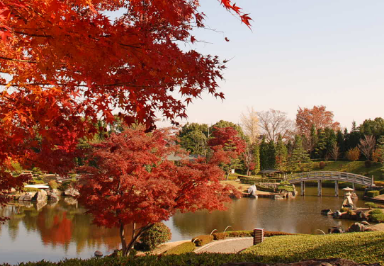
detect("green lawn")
(312, 160), (383, 181)
(243, 231), (384, 264)
(10, 232), (384, 265)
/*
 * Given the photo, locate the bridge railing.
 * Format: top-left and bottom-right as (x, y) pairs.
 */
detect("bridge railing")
(287, 171), (373, 186)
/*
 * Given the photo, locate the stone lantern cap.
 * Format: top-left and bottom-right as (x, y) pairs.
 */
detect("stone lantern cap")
(342, 187), (354, 191)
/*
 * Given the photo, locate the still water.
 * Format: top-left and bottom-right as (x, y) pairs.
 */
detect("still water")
(0, 187), (366, 264)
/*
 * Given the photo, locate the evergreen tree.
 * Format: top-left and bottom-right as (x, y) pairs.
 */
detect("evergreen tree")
(275, 135), (288, 171)
(259, 136), (269, 170)
(267, 140), (276, 169)
(309, 124), (318, 158)
(314, 129), (326, 159)
(325, 128), (337, 158)
(287, 135), (312, 172)
(253, 143), (261, 174)
(336, 130), (345, 158)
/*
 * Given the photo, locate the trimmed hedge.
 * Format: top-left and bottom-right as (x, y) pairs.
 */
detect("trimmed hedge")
(212, 232), (226, 240)
(366, 190), (380, 198)
(369, 209), (384, 223)
(191, 235), (213, 247)
(165, 242), (195, 255)
(139, 223), (171, 251)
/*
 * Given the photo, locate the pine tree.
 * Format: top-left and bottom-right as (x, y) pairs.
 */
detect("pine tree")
(336, 130), (345, 158)
(325, 128), (337, 159)
(288, 135), (312, 172)
(314, 129), (327, 159)
(275, 135), (288, 171)
(267, 140), (276, 169)
(259, 136), (269, 170)
(310, 124), (318, 158)
(253, 143), (261, 174)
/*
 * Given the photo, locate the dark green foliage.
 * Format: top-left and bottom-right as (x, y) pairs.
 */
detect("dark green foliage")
(178, 123), (209, 156)
(277, 181), (294, 192)
(287, 135), (312, 172)
(253, 144), (260, 174)
(266, 140), (276, 169)
(259, 136), (268, 170)
(191, 235), (214, 247)
(139, 223), (171, 251)
(359, 117), (384, 140)
(369, 209), (384, 222)
(165, 242), (196, 255)
(365, 160), (372, 168)
(336, 130), (345, 158)
(380, 189), (384, 195)
(366, 190), (380, 198)
(212, 232), (226, 240)
(314, 129), (327, 159)
(275, 135), (287, 171)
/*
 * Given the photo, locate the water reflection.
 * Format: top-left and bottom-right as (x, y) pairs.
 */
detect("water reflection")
(0, 187), (367, 264)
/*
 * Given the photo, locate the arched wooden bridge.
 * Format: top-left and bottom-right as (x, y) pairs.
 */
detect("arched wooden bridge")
(288, 171), (375, 196)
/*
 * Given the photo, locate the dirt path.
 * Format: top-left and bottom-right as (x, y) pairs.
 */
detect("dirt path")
(194, 238), (253, 254)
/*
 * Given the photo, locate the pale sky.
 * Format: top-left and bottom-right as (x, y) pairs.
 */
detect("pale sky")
(156, 0), (384, 130)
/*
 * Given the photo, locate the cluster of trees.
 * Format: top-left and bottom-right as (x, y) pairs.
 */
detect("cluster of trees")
(179, 106), (384, 175)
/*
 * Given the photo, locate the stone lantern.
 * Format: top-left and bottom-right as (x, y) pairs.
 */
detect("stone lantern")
(341, 187), (355, 210)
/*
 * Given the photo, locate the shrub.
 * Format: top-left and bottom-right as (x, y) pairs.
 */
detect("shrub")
(319, 161), (325, 169)
(29, 179), (45, 184)
(367, 190), (380, 198)
(139, 223), (171, 251)
(48, 180), (58, 189)
(346, 147), (360, 161)
(365, 202), (377, 209)
(375, 181), (384, 186)
(191, 235), (213, 247)
(380, 189), (384, 195)
(32, 167), (43, 175)
(212, 232), (226, 240)
(165, 242), (195, 255)
(23, 187), (39, 192)
(369, 209), (384, 223)
(365, 160), (372, 168)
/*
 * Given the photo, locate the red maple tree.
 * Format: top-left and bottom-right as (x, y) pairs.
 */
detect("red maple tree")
(208, 126), (246, 179)
(77, 127), (239, 256)
(0, 1), (251, 215)
(296, 105), (340, 136)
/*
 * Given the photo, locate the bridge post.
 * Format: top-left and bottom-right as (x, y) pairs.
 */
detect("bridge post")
(335, 180), (339, 197)
(372, 175), (375, 187)
(318, 180), (322, 196)
(301, 181), (305, 196)
(352, 182), (355, 191)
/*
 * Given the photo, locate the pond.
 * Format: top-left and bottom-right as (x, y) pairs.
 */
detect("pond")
(0, 187), (367, 264)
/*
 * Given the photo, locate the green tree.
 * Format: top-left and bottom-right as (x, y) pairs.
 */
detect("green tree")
(359, 117), (384, 140)
(309, 124), (318, 158)
(336, 130), (345, 158)
(253, 143), (261, 174)
(178, 123), (209, 156)
(314, 129), (326, 159)
(275, 135), (288, 171)
(267, 140), (276, 169)
(287, 135), (312, 172)
(324, 128), (337, 159)
(259, 136), (269, 170)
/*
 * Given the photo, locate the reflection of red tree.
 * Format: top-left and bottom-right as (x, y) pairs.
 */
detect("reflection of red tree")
(37, 212), (72, 246)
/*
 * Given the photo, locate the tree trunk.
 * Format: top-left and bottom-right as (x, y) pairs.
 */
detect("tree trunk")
(123, 223), (155, 257)
(120, 222), (128, 256)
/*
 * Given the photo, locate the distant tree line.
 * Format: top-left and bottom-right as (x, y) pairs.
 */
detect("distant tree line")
(178, 106), (384, 174)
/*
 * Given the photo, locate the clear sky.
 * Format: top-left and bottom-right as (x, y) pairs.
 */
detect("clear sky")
(157, 0), (384, 130)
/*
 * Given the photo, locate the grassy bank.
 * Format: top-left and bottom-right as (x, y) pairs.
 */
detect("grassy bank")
(5, 232), (384, 265)
(243, 231), (384, 264)
(312, 161), (383, 180)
